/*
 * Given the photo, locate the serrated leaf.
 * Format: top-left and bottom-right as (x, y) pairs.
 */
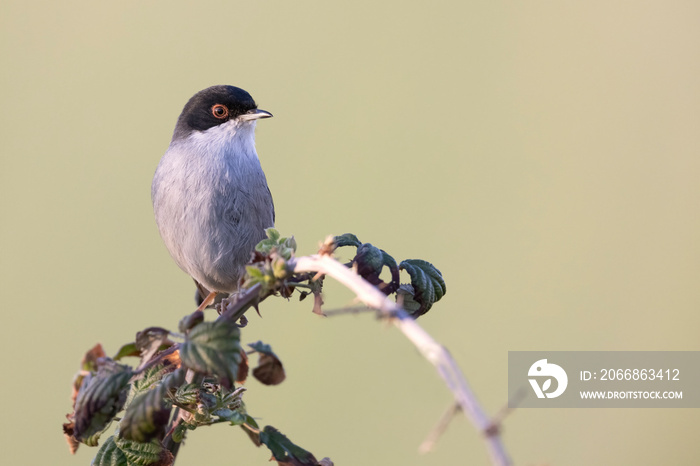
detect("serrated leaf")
(354, 243), (384, 281)
(133, 365), (170, 395)
(114, 437), (171, 466)
(399, 259), (447, 317)
(179, 320), (242, 390)
(92, 435), (127, 466)
(172, 383), (199, 405)
(402, 259), (446, 299)
(74, 368), (132, 441)
(260, 426), (319, 465)
(333, 233), (362, 248)
(119, 384), (171, 443)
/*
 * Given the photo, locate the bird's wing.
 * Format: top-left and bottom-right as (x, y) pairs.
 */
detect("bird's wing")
(267, 185), (275, 224)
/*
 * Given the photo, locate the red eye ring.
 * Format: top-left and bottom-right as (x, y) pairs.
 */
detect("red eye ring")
(212, 104), (229, 119)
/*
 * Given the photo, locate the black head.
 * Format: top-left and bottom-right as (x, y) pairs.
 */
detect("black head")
(172, 85), (262, 140)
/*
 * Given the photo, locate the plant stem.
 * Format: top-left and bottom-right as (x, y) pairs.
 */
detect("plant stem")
(292, 254), (512, 466)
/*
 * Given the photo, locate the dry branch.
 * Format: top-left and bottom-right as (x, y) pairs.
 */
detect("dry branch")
(292, 254), (511, 466)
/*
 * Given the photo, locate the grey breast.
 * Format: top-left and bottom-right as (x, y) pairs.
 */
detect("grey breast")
(152, 140), (274, 293)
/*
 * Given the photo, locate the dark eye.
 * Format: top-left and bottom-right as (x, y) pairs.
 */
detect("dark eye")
(211, 104), (229, 119)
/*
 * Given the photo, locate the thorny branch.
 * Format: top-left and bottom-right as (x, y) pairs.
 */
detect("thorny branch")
(66, 232), (509, 466)
(292, 254), (512, 466)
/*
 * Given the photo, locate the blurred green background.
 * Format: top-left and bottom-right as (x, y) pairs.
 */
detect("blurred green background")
(2, 1), (698, 464)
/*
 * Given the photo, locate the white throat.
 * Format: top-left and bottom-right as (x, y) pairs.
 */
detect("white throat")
(186, 119), (259, 163)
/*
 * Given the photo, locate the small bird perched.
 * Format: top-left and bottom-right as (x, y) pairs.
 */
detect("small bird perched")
(152, 85), (275, 309)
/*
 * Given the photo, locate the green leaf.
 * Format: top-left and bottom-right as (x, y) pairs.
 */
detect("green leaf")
(74, 367), (132, 441)
(160, 366), (186, 390)
(245, 265), (265, 282)
(114, 437), (170, 466)
(260, 426), (319, 465)
(379, 250), (400, 295)
(172, 421), (198, 444)
(333, 233), (362, 248)
(178, 310), (204, 334)
(241, 415), (262, 447)
(179, 320), (242, 390)
(349, 243), (400, 295)
(216, 385), (246, 406)
(135, 328), (171, 362)
(171, 423), (191, 444)
(248, 341), (275, 356)
(271, 255), (291, 279)
(82, 432), (101, 447)
(256, 229), (297, 260)
(133, 365), (170, 395)
(399, 259), (447, 317)
(282, 236), (297, 252)
(119, 384), (171, 443)
(92, 435), (127, 466)
(113, 342), (139, 361)
(198, 390), (218, 410)
(172, 383), (199, 405)
(228, 410), (247, 425)
(354, 243), (384, 280)
(395, 284), (421, 314)
(212, 407), (246, 425)
(266, 228), (281, 242)
(244, 265), (274, 289)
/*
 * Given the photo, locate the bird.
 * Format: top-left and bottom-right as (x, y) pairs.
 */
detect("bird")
(152, 85), (275, 310)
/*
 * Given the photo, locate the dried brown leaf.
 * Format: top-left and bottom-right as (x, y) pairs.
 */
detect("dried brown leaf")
(62, 422), (79, 454)
(252, 353), (286, 386)
(237, 349), (249, 384)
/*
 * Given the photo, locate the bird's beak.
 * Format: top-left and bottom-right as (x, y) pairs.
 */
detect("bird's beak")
(239, 109), (273, 121)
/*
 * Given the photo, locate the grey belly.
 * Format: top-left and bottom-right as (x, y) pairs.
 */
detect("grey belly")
(180, 190), (273, 293)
